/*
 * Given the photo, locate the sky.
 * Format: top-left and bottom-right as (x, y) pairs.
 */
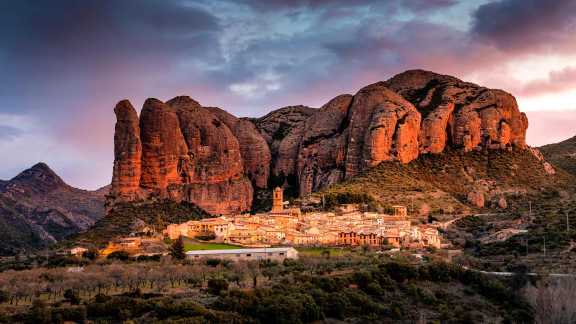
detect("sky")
(1, 0), (576, 189)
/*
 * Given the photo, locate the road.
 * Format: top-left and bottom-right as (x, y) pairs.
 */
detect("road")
(463, 266), (576, 278)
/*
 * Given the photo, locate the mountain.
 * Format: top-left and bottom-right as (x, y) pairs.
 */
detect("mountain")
(109, 70), (531, 215)
(540, 135), (576, 175)
(0, 163), (106, 255)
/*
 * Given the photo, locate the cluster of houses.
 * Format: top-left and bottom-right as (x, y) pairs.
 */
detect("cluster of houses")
(164, 187), (442, 250)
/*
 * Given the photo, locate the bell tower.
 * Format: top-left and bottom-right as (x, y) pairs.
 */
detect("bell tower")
(272, 187), (284, 212)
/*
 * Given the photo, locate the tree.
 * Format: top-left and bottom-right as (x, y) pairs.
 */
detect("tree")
(170, 236), (186, 260)
(64, 289), (81, 305)
(28, 299), (52, 324)
(207, 278), (229, 295)
(82, 249), (99, 260)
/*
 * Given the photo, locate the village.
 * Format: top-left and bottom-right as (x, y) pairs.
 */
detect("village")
(87, 187), (445, 261)
(165, 187), (442, 249)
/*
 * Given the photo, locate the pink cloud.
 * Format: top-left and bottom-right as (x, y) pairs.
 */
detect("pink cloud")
(518, 67), (576, 97)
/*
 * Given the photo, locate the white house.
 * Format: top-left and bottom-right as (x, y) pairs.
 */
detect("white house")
(186, 247), (299, 261)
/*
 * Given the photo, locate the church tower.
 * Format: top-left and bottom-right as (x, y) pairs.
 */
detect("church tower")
(272, 187), (283, 212)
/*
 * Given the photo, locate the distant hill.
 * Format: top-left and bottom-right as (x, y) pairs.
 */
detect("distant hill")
(0, 163), (107, 255)
(540, 135), (576, 175)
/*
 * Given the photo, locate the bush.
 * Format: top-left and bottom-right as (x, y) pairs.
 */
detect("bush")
(82, 249), (99, 260)
(28, 299), (52, 324)
(64, 289), (81, 305)
(51, 306), (87, 323)
(381, 262), (418, 282)
(0, 290), (9, 303)
(205, 258), (222, 267)
(208, 279), (229, 295)
(107, 251), (130, 261)
(195, 234), (216, 241)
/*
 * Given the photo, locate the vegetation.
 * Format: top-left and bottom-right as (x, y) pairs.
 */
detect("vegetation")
(0, 252), (538, 323)
(318, 148), (575, 217)
(169, 237), (186, 260)
(540, 135), (576, 176)
(70, 200), (210, 247)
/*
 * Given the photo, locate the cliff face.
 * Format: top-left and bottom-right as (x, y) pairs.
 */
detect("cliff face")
(110, 70), (529, 212)
(270, 70), (528, 196)
(110, 96), (254, 215)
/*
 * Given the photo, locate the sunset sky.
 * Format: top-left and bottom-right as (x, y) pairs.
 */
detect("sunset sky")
(1, 0), (576, 189)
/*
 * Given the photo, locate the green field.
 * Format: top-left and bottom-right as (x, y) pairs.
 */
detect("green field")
(182, 238), (240, 251)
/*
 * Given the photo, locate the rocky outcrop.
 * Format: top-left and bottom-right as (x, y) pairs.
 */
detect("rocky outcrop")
(467, 190), (485, 208)
(110, 96), (254, 215)
(384, 70), (528, 153)
(111, 69), (532, 209)
(206, 107), (271, 189)
(111, 100), (142, 199)
(297, 95), (352, 195)
(267, 70), (530, 197)
(139, 98), (189, 190)
(255, 105), (316, 163)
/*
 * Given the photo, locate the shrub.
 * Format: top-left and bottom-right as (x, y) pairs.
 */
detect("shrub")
(208, 279), (229, 295)
(82, 249), (99, 260)
(64, 289), (81, 305)
(107, 251), (130, 261)
(170, 237), (186, 260)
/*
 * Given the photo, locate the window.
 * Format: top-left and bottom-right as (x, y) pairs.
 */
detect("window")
(246, 254), (251, 257)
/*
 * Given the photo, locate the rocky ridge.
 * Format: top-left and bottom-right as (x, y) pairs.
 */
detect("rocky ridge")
(110, 70), (530, 214)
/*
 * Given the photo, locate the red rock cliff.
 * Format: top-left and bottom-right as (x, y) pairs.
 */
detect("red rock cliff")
(268, 70), (528, 196)
(111, 70), (529, 207)
(110, 96), (255, 215)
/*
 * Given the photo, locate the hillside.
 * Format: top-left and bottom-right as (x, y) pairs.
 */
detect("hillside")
(540, 135), (576, 175)
(0, 163), (106, 255)
(71, 200), (209, 248)
(317, 148), (574, 217)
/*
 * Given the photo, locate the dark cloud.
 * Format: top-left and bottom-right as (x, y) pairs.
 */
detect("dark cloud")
(472, 0), (576, 52)
(0, 0), (221, 113)
(240, 0), (457, 14)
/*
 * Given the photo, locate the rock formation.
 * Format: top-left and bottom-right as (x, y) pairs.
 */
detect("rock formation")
(269, 70), (529, 196)
(110, 96), (255, 215)
(206, 107), (271, 189)
(111, 69), (531, 212)
(111, 100), (142, 199)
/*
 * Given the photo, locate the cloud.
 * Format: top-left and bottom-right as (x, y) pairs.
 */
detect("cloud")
(519, 67), (576, 97)
(235, 0), (456, 13)
(471, 0), (576, 53)
(0, 126), (22, 140)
